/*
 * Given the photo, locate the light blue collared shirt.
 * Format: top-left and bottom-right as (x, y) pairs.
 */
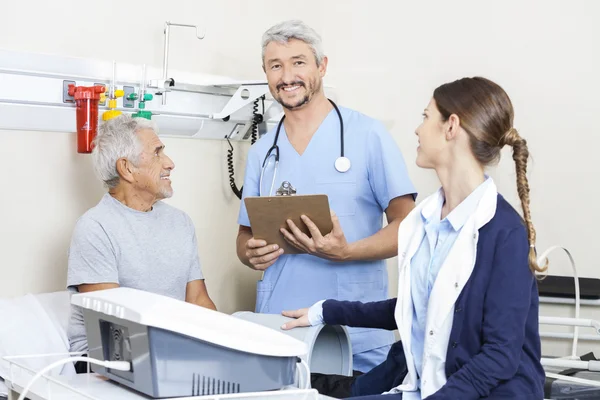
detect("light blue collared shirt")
(408, 177), (490, 399)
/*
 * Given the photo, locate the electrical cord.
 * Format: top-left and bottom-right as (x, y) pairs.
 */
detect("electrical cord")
(296, 357), (311, 390)
(535, 247), (600, 389)
(17, 357), (130, 400)
(250, 96), (265, 143)
(227, 138), (243, 199)
(537, 246), (580, 358)
(227, 96), (265, 199)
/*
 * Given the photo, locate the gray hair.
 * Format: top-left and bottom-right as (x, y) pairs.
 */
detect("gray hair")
(262, 20), (325, 67)
(92, 114), (158, 188)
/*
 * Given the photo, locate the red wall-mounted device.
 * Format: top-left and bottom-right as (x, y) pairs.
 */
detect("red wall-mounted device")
(68, 85), (106, 153)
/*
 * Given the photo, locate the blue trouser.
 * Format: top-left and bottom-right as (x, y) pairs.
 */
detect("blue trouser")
(349, 342), (408, 398)
(311, 341), (408, 399)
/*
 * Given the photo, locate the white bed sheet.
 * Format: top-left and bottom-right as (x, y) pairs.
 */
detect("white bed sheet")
(0, 290), (75, 396)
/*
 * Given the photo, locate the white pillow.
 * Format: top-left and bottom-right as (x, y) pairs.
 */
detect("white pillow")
(0, 293), (75, 381)
(34, 291), (72, 349)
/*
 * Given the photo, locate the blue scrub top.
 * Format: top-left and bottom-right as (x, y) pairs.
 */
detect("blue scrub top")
(238, 106), (417, 359)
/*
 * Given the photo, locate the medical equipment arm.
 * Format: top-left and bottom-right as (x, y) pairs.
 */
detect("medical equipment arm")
(426, 227), (538, 400)
(343, 195), (415, 262)
(322, 298), (398, 330)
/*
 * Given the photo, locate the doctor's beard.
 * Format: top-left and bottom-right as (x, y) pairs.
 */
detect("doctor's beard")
(276, 76), (322, 110)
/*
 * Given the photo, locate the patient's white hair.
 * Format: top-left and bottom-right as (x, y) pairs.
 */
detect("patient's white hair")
(262, 20), (325, 67)
(92, 115), (158, 188)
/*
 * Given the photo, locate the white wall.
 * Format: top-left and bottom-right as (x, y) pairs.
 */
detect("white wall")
(1, 0), (598, 355)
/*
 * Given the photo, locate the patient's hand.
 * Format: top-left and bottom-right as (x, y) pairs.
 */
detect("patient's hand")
(280, 308), (310, 330)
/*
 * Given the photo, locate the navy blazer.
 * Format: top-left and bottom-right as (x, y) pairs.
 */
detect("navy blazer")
(322, 195), (545, 399)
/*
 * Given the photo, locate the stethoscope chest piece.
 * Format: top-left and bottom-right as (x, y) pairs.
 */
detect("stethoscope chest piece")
(335, 156), (351, 173)
(261, 99), (350, 195)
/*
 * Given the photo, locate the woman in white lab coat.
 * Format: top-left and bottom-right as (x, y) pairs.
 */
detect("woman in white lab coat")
(283, 77), (547, 399)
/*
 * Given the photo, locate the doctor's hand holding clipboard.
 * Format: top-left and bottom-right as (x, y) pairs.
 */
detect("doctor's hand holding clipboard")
(279, 209), (349, 261)
(239, 189), (349, 271)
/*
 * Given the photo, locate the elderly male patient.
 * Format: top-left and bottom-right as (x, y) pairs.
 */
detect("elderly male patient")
(67, 115), (216, 369)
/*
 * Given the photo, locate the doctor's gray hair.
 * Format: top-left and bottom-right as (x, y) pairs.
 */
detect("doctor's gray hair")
(92, 114), (157, 188)
(262, 20), (325, 67)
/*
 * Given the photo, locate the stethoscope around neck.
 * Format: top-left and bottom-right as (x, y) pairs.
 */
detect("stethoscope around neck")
(259, 99), (351, 197)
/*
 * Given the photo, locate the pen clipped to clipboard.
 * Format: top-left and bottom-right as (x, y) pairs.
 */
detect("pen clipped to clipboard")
(244, 181), (333, 255)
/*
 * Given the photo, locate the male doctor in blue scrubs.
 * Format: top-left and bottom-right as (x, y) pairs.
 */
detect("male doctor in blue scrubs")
(236, 20), (417, 373)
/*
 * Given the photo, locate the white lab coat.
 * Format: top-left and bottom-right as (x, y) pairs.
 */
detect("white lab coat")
(386, 179), (498, 399)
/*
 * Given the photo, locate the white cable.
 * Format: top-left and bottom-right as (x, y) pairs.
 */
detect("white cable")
(546, 372), (600, 388)
(297, 358), (311, 390)
(17, 356), (130, 400)
(537, 246), (579, 358)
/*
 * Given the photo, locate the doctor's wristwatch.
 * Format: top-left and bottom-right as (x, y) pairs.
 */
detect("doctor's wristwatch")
(276, 181), (296, 196)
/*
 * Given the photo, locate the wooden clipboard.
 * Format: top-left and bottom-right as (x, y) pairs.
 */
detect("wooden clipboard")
(244, 194), (333, 254)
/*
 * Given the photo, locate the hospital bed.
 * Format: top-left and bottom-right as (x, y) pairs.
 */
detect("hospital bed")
(2, 357), (327, 400)
(1, 247), (598, 400)
(0, 290), (335, 400)
(537, 246), (600, 399)
(0, 291), (74, 400)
